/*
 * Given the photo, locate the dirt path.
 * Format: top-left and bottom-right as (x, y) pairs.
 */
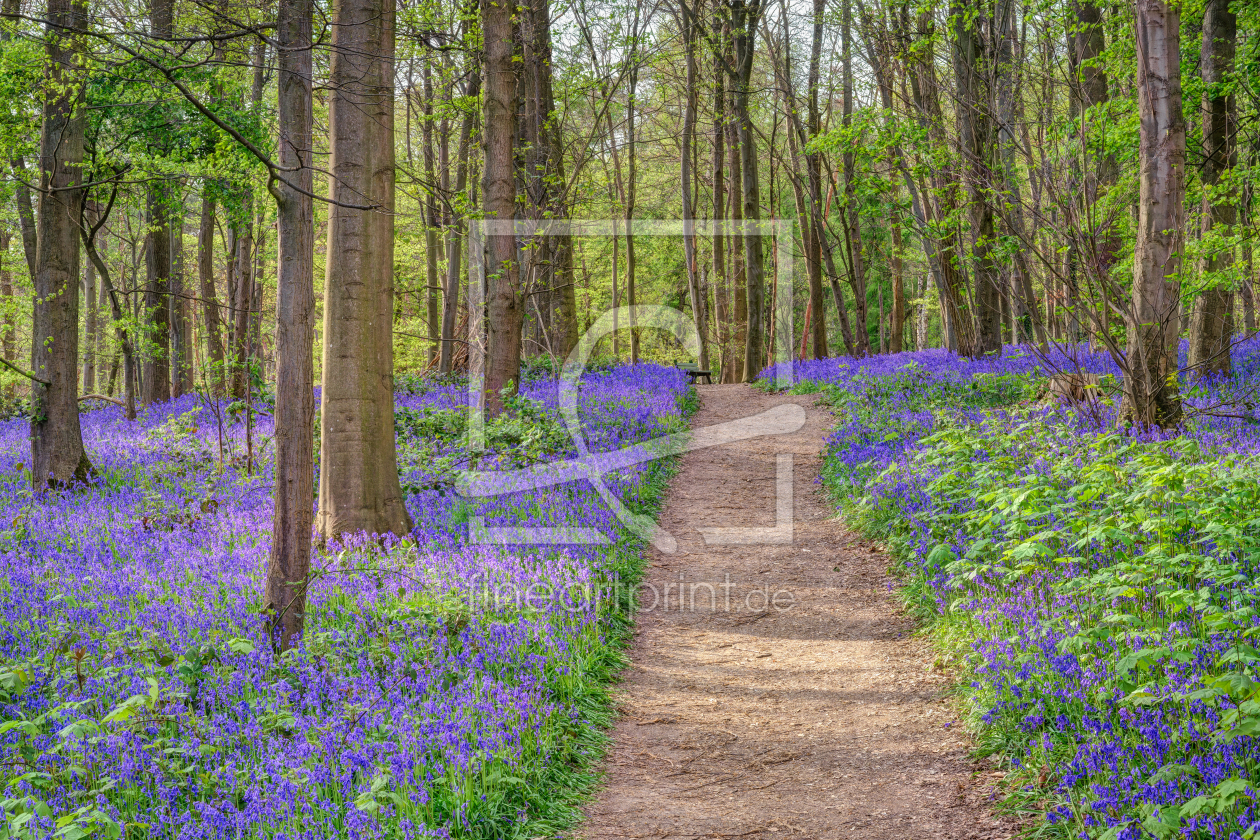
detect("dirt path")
(583, 385), (1016, 840)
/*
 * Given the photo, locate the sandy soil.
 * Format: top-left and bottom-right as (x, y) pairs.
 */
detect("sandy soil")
(581, 384), (1018, 839)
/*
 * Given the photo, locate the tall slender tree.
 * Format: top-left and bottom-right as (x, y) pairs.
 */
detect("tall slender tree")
(265, 0), (316, 649)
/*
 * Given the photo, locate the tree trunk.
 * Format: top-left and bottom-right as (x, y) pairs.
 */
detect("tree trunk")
(197, 195), (225, 392)
(318, 0), (412, 539)
(678, 0), (709, 369)
(951, 0), (1002, 355)
(712, 32), (730, 377)
(266, 0), (316, 650)
(83, 245), (96, 391)
(480, 0), (523, 412)
(890, 214), (905, 353)
(901, 7), (974, 355)
(142, 192), (171, 405)
(1122, 0), (1185, 428)
(805, 0), (827, 359)
(841, 0), (869, 356)
(520, 0), (578, 360)
(170, 205), (191, 395)
(626, 61), (640, 364)
(1187, 0), (1235, 377)
(32, 0), (92, 486)
(82, 220), (137, 419)
(726, 78), (747, 381)
(141, 0), (173, 405)
(228, 209), (253, 399)
(0, 230), (13, 396)
(441, 47), (480, 374)
(422, 58), (440, 365)
(995, 0), (1047, 347)
(732, 0), (766, 381)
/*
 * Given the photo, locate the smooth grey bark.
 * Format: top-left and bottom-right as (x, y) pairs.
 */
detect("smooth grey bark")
(265, 0), (316, 650)
(1122, 0), (1185, 427)
(317, 0), (413, 538)
(31, 0), (92, 486)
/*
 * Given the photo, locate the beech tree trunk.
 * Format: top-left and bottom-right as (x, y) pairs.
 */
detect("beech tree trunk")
(1187, 0), (1235, 377)
(141, 0), (173, 405)
(480, 0), (523, 412)
(83, 249), (96, 391)
(890, 213), (905, 353)
(0, 230), (13, 396)
(712, 33), (730, 377)
(266, 0), (316, 650)
(678, 0), (709, 369)
(805, 0), (827, 359)
(1122, 0), (1185, 428)
(228, 212), (254, 399)
(32, 0), (92, 487)
(841, 0), (870, 356)
(317, 0), (413, 539)
(441, 64), (478, 374)
(952, 0), (1002, 355)
(732, 0), (766, 381)
(142, 194), (171, 405)
(726, 77), (748, 380)
(520, 0), (578, 360)
(170, 204), (191, 396)
(197, 195), (225, 391)
(422, 59), (440, 364)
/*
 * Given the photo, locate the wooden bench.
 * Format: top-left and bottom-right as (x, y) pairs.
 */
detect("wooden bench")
(675, 362), (713, 384)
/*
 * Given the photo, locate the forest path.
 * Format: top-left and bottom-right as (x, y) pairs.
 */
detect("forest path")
(582, 384), (1015, 839)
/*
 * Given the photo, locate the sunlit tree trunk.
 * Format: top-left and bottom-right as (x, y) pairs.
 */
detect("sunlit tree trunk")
(1122, 0), (1185, 428)
(266, 0), (316, 650)
(318, 0), (413, 538)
